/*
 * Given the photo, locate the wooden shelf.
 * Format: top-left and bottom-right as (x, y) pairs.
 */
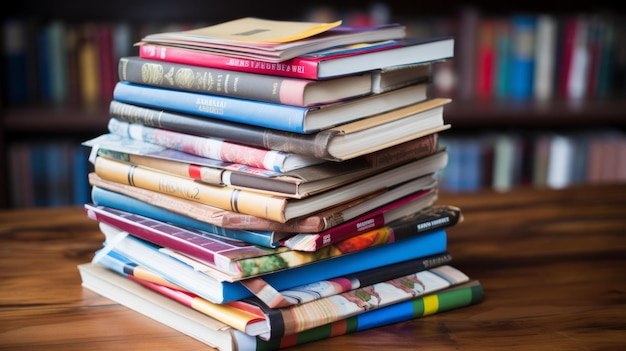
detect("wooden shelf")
(444, 99), (626, 129)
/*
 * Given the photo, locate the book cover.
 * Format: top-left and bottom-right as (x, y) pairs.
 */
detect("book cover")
(85, 202), (458, 279)
(107, 118), (324, 173)
(137, 36), (454, 80)
(88, 171), (437, 234)
(92, 221), (448, 303)
(92, 150), (447, 223)
(78, 262), (483, 350)
(118, 56), (373, 107)
(107, 98), (449, 161)
(112, 80), (428, 134)
(138, 19), (405, 61)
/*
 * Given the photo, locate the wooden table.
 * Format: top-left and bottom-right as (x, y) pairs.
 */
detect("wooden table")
(1, 184), (625, 350)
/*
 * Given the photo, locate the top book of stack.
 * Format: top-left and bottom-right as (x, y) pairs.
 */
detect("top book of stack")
(136, 17), (454, 80)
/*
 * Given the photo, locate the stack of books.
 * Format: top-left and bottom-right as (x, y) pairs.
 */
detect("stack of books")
(77, 17), (483, 350)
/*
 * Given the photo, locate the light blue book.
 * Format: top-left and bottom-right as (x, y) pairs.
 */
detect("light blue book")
(112, 80), (427, 134)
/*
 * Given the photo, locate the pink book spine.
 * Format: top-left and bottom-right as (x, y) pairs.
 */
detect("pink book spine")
(109, 119), (285, 171)
(281, 190), (430, 251)
(139, 44), (321, 79)
(84, 205), (223, 267)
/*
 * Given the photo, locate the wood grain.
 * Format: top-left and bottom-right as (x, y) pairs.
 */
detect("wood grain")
(1, 184), (625, 350)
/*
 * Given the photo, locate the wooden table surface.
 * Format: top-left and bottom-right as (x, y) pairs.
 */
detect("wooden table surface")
(1, 184), (625, 350)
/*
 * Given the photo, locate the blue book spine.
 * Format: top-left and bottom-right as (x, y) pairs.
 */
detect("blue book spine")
(90, 185), (279, 248)
(106, 224), (446, 303)
(113, 81), (309, 133)
(509, 15), (536, 100)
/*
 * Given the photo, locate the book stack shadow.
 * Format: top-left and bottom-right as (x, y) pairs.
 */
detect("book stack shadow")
(77, 17), (483, 351)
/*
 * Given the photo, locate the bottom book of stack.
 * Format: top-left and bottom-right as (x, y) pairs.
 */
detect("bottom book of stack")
(78, 262), (482, 351)
(78, 257), (483, 351)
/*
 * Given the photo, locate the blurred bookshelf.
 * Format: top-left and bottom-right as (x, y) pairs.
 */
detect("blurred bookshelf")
(1, 1), (625, 208)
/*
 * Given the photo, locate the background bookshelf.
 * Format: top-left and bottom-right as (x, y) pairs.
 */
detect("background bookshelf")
(1, 1), (625, 208)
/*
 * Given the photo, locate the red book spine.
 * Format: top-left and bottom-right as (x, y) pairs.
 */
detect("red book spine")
(139, 44), (321, 79)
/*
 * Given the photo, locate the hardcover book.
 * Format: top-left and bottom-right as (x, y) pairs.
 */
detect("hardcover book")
(92, 149), (448, 223)
(91, 221), (448, 303)
(88, 172), (438, 234)
(107, 98), (450, 161)
(118, 56), (373, 107)
(112, 80), (429, 134)
(85, 202), (458, 280)
(78, 262), (483, 350)
(137, 18), (406, 61)
(138, 36), (454, 80)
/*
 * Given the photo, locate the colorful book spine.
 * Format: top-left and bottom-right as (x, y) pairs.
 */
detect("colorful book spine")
(281, 190), (446, 251)
(89, 186), (283, 248)
(254, 280), (483, 350)
(107, 117), (323, 172)
(509, 15), (536, 100)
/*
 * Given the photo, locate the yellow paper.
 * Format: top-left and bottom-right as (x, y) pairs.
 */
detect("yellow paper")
(175, 17), (342, 43)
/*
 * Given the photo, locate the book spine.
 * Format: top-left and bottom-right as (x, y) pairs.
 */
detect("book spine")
(509, 15), (536, 100)
(85, 203), (281, 276)
(93, 156), (289, 222)
(98, 149), (225, 185)
(109, 100), (339, 159)
(113, 81), (308, 133)
(255, 280), (483, 349)
(107, 117), (300, 172)
(267, 265), (470, 339)
(119, 56), (308, 105)
(89, 184), (280, 248)
(138, 44), (321, 80)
